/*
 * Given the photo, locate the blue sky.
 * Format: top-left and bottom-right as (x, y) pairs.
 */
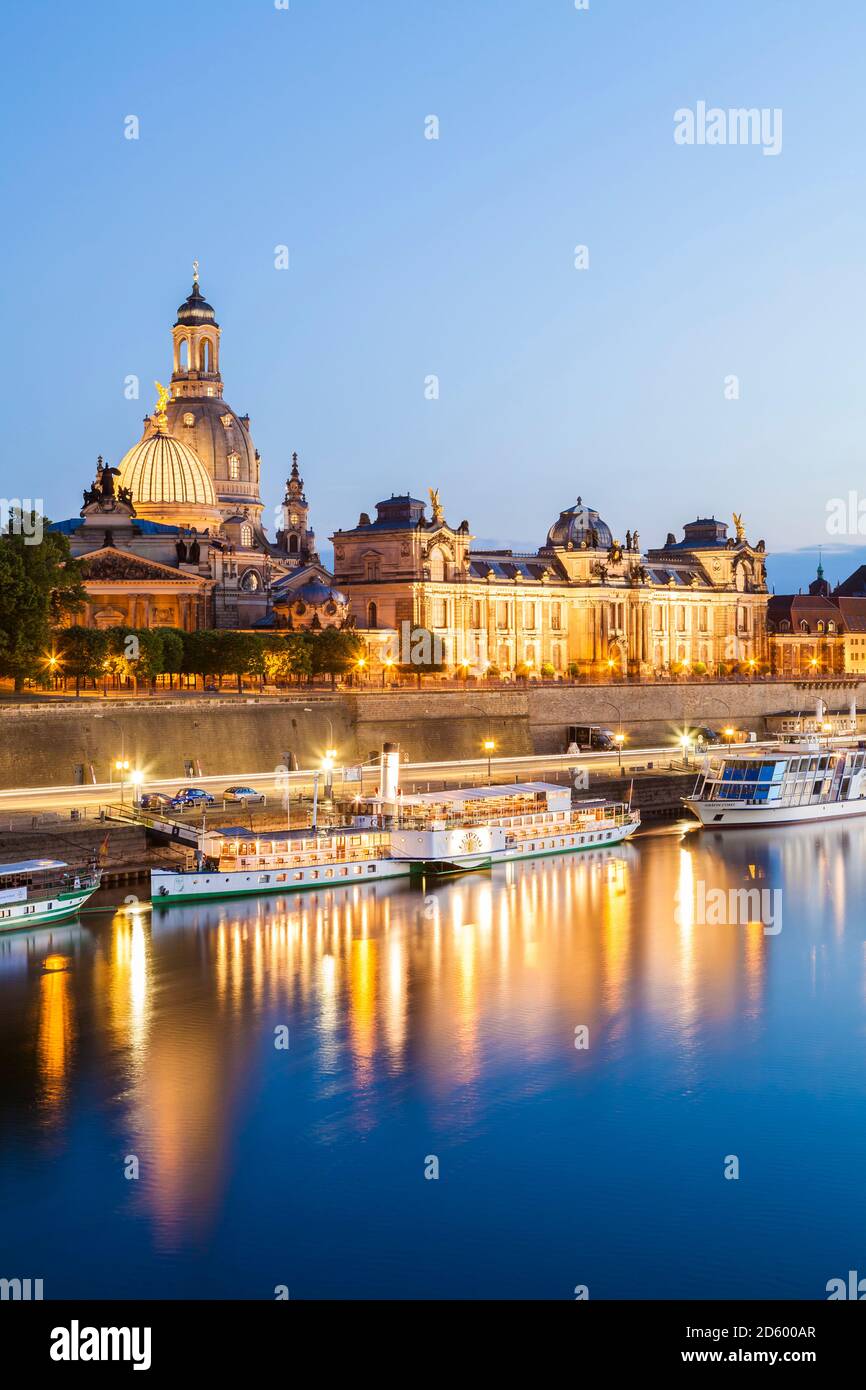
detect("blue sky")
(3, 0), (866, 579)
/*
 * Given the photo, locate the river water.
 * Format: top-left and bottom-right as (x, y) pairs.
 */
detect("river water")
(1, 820), (864, 1300)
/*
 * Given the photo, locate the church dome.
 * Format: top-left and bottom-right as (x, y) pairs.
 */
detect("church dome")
(546, 498), (613, 550)
(117, 428), (221, 529)
(174, 281), (219, 328)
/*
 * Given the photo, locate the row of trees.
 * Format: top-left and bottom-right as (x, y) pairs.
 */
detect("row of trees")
(53, 625), (365, 693)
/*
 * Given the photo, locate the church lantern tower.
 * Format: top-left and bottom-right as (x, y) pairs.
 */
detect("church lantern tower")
(159, 264), (264, 529)
(170, 261), (222, 399)
(277, 453), (318, 564)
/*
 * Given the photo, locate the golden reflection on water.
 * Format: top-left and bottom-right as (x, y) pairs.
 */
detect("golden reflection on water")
(24, 822), (866, 1243)
(36, 961), (73, 1121)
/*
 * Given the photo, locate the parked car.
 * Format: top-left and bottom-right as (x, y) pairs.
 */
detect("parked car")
(138, 791), (175, 811)
(222, 785), (266, 806)
(687, 726), (725, 746)
(170, 788), (216, 810)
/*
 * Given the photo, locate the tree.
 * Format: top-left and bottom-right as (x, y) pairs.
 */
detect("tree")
(308, 629), (363, 687)
(155, 627), (184, 688)
(57, 627), (109, 696)
(0, 510), (85, 690)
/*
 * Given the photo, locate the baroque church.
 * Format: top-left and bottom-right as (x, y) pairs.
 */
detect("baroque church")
(51, 269), (349, 633)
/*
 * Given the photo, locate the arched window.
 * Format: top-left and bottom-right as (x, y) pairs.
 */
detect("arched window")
(228, 454), (240, 480)
(178, 338), (189, 370)
(827, 621), (835, 632)
(367, 601), (378, 629)
(240, 524), (253, 547)
(800, 620), (809, 633)
(817, 621), (825, 633)
(429, 547), (445, 582)
(200, 338), (212, 372)
(288, 534), (299, 554)
(240, 569), (260, 591)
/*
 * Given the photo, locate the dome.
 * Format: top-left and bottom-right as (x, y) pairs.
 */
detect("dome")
(117, 429), (221, 529)
(293, 579), (346, 605)
(546, 498), (613, 550)
(164, 396), (259, 508)
(174, 281), (218, 328)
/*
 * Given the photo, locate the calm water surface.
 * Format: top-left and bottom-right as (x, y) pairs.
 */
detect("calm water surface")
(1, 822), (865, 1300)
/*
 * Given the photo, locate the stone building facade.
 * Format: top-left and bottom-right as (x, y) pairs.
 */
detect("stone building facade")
(332, 493), (769, 677)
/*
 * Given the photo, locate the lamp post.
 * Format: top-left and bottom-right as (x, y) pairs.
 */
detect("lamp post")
(614, 731), (625, 771)
(323, 748), (336, 801)
(482, 737), (495, 784)
(130, 769), (143, 807)
(115, 757), (130, 805)
(680, 733), (693, 768)
(383, 656), (394, 688)
(355, 656), (366, 687)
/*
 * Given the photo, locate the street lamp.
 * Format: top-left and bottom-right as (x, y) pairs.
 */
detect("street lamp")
(614, 731), (625, 771)
(383, 656), (394, 688)
(482, 737), (495, 784)
(115, 757), (130, 805)
(323, 747), (336, 801)
(679, 734), (692, 767)
(130, 769), (143, 807)
(355, 656), (366, 686)
(724, 726), (735, 744)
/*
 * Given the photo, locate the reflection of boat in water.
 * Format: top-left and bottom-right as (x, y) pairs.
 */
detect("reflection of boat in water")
(684, 739), (866, 828)
(0, 859), (101, 932)
(151, 779), (640, 903)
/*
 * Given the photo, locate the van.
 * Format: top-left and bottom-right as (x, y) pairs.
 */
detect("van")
(567, 724), (616, 752)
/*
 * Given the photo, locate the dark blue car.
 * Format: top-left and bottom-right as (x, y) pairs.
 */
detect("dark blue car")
(170, 788), (216, 810)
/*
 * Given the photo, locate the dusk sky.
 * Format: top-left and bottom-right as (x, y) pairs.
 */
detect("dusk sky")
(4, 0), (866, 574)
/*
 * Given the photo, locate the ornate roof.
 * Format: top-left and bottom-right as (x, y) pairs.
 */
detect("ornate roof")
(546, 498), (613, 550)
(174, 279), (219, 328)
(117, 429), (216, 508)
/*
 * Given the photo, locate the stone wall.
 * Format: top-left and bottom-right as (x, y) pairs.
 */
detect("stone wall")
(0, 679), (862, 788)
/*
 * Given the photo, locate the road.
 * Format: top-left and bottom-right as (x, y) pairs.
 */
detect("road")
(0, 742), (761, 819)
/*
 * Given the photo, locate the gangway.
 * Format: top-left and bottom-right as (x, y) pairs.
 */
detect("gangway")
(100, 803), (219, 853)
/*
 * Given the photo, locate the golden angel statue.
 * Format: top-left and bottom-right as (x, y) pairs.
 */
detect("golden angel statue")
(732, 512), (746, 543)
(429, 487), (444, 524)
(154, 381), (170, 427)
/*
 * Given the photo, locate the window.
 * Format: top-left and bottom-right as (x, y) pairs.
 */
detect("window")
(551, 602), (562, 630)
(367, 601), (378, 629)
(228, 454), (240, 480)
(433, 598), (447, 628)
(525, 602), (537, 629)
(183, 411), (195, 427)
(364, 557), (381, 581)
(240, 524), (253, 547)
(429, 547), (446, 582)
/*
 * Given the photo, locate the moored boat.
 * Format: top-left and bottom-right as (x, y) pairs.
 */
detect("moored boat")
(150, 782), (640, 902)
(0, 859), (102, 931)
(684, 738), (866, 827)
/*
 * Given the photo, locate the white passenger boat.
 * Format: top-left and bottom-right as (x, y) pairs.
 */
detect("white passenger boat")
(684, 738), (866, 828)
(0, 859), (102, 931)
(150, 782), (640, 903)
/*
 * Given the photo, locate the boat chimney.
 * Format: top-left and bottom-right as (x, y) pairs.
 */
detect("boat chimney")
(851, 696), (858, 732)
(380, 742), (400, 806)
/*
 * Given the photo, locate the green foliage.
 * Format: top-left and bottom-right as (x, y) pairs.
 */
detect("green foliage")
(0, 512), (85, 689)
